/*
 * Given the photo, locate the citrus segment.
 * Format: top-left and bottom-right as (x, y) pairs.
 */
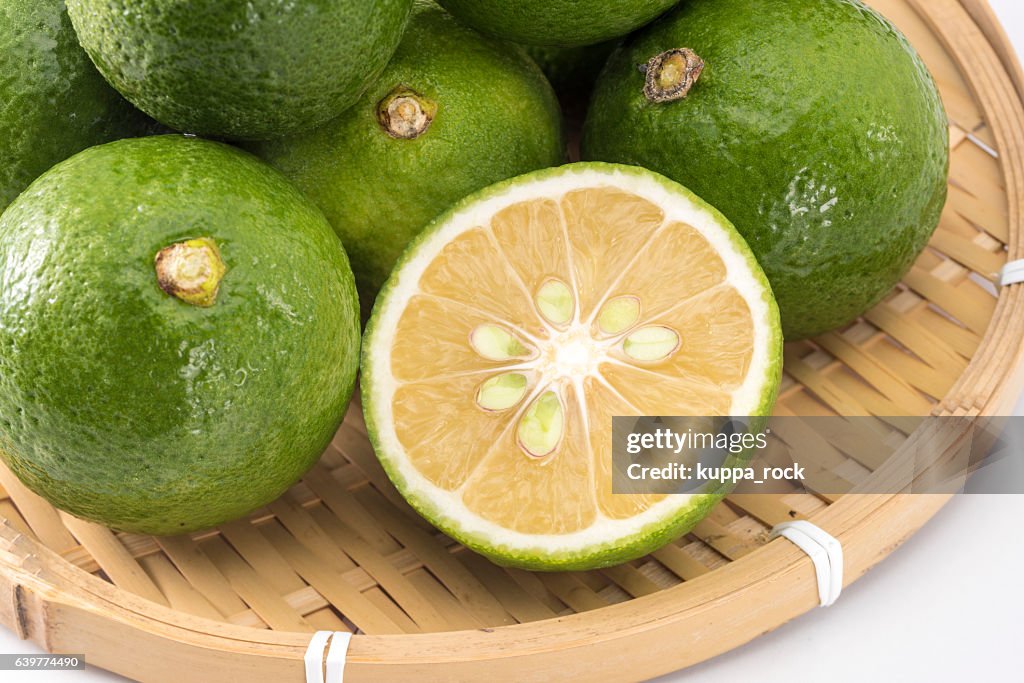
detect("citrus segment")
(600, 364), (733, 417)
(418, 227), (545, 337)
(393, 375), (511, 491)
(490, 199), (573, 300)
(645, 286), (757, 388)
(390, 296), (523, 382)
(560, 188), (665, 319)
(606, 221), (728, 319)
(463, 387), (594, 535)
(584, 379), (668, 520)
(364, 163), (782, 570)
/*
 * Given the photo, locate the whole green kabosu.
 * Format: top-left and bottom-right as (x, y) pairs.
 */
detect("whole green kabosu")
(436, 0), (679, 47)
(66, 0), (412, 140)
(255, 1), (565, 317)
(0, 0), (155, 211)
(582, 0), (949, 339)
(0, 136), (361, 534)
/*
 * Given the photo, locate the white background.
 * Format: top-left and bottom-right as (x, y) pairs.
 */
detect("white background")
(2, 2), (1023, 682)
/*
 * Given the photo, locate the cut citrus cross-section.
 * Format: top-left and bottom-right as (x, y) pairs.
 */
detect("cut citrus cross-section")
(363, 163), (782, 570)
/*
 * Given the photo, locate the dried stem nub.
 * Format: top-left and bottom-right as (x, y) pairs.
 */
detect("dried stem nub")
(643, 48), (705, 103)
(155, 237), (226, 308)
(377, 86), (437, 140)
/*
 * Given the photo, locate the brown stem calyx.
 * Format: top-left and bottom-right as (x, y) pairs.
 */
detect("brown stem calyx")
(377, 86), (437, 140)
(643, 48), (705, 103)
(155, 237), (227, 308)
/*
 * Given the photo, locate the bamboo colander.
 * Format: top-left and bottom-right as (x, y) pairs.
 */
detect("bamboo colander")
(2, 1), (1023, 681)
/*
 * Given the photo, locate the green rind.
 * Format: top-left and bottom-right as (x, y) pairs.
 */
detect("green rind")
(363, 162), (782, 571)
(582, 0), (950, 339)
(0, 0), (157, 211)
(66, 0), (412, 140)
(437, 0), (680, 47)
(254, 1), (565, 319)
(0, 136), (361, 535)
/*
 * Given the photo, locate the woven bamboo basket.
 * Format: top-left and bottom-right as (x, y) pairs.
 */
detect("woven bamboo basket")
(2, 1), (1023, 681)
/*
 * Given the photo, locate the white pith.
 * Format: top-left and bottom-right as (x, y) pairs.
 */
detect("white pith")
(367, 167), (777, 556)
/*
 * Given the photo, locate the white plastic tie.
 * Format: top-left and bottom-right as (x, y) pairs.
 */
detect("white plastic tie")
(304, 631), (331, 683)
(326, 631), (352, 682)
(999, 259), (1024, 286)
(770, 520), (844, 607)
(305, 630), (353, 683)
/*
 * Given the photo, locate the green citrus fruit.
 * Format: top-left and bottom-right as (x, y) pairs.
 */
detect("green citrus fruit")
(254, 1), (565, 317)
(363, 163), (781, 570)
(0, 0), (156, 211)
(0, 136), (361, 535)
(436, 0), (679, 47)
(66, 0), (413, 140)
(582, 0), (949, 339)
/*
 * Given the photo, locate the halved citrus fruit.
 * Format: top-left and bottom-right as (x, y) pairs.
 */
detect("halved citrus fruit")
(363, 163), (782, 570)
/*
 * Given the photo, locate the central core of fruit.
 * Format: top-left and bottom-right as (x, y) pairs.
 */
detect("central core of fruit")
(469, 275), (683, 459)
(552, 332), (600, 377)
